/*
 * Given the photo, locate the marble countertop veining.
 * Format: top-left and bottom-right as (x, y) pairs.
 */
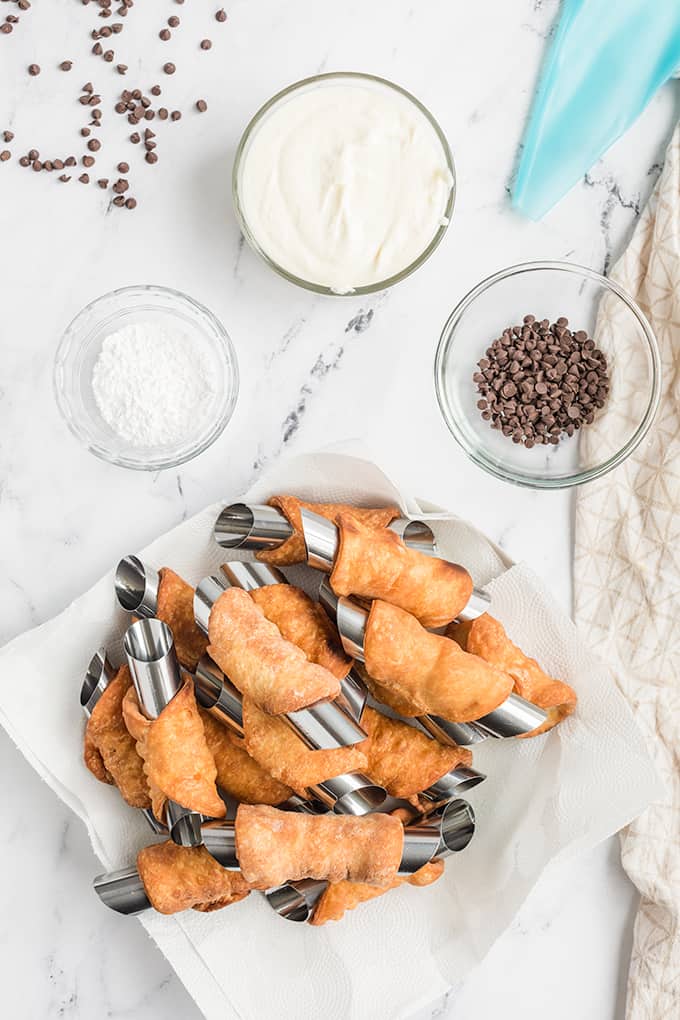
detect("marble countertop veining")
(0, 1), (677, 1017)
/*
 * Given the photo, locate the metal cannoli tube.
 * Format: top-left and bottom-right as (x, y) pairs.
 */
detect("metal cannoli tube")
(93, 866), (151, 915)
(114, 555), (160, 618)
(220, 560), (287, 590)
(420, 765), (486, 802)
(193, 654), (244, 736)
(456, 587), (492, 622)
(434, 798), (476, 855)
(309, 773), (387, 816)
(81, 648), (117, 717)
(416, 715), (489, 747)
(193, 575), (227, 635)
(335, 668), (368, 723)
(213, 503), (293, 551)
(124, 618), (204, 848)
(398, 818), (444, 875)
(265, 879), (327, 922)
(201, 821), (240, 870)
(387, 518), (438, 556)
(474, 694), (548, 738)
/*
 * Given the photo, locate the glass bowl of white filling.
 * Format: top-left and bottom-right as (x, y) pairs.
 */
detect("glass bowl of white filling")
(233, 72), (456, 295)
(54, 285), (239, 470)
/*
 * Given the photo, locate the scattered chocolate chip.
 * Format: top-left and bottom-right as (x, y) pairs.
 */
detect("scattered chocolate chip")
(82, 155), (95, 167)
(158, 107), (168, 120)
(97, 177), (109, 188)
(0, 24), (13, 35)
(163, 62), (175, 74)
(58, 174), (71, 182)
(112, 177), (128, 192)
(129, 131), (140, 143)
(117, 161), (129, 172)
(65, 156), (76, 166)
(170, 109), (181, 121)
(59, 60), (73, 71)
(81, 127), (91, 137)
(27, 63), (40, 76)
(159, 28), (170, 40)
(145, 150), (158, 164)
(116, 63), (127, 74)
(92, 42), (103, 54)
(215, 8), (226, 22)
(32, 159), (42, 171)
(78, 172), (89, 183)
(200, 38), (212, 50)
(196, 99), (207, 112)
(150, 84), (161, 96)
(168, 14), (179, 26)
(112, 194), (125, 206)
(53, 159), (64, 169)
(19, 156), (30, 167)
(87, 138), (101, 151)
(2, 130), (13, 142)
(83, 82), (93, 93)
(103, 49), (114, 62)
(0, 150), (10, 162)
(28, 148), (38, 160)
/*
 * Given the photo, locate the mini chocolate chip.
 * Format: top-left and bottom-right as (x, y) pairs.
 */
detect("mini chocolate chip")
(125, 197), (137, 209)
(0, 150), (10, 162)
(145, 150), (158, 164)
(28, 64), (41, 76)
(78, 172), (89, 183)
(159, 28), (171, 40)
(196, 99), (207, 112)
(60, 61), (73, 71)
(200, 38), (212, 49)
(216, 8), (227, 21)
(163, 62), (175, 74)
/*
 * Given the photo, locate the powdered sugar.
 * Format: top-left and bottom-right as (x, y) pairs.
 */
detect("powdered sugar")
(92, 321), (216, 447)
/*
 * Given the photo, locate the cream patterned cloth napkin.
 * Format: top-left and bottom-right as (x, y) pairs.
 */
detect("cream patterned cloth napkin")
(575, 124), (680, 1018)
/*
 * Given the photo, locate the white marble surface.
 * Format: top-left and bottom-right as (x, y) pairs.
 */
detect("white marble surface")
(0, 1), (677, 1017)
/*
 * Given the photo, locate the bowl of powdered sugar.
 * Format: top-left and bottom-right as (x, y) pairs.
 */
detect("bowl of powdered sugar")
(54, 285), (239, 470)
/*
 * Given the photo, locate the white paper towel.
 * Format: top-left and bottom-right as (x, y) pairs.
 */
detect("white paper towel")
(0, 451), (661, 1020)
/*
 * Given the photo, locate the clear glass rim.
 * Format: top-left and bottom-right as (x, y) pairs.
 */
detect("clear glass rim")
(53, 283), (240, 472)
(434, 259), (662, 490)
(232, 71), (456, 297)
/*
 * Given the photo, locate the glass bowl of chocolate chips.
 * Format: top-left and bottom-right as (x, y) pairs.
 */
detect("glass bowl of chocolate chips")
(434, 260), (661, 489)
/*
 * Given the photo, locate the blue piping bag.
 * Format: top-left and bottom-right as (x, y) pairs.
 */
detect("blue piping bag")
(512, 0), (680, 220)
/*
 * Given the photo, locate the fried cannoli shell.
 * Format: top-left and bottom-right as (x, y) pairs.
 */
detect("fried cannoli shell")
(84, 665), (151, 808)
(361, 707), (472, 799)
(448, 615), (577, 736)
(235, 804), (403, 889)
(242, 697), (367, 795)
(137, 841), (250, 915)
(256, 496), (400, 566)
(199, 709), (293, 805)
(122, 680), (225, 821)
(310, 859), (445, 925)
(364, 600), (514, 722)
(330, 514), (473, 629)
(156, 567), (208, 673)
(250, 585), (352, 679)
(208, 587), (340, 715)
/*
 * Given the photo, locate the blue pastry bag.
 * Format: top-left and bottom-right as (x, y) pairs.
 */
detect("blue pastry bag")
(512, 0), (680, 220)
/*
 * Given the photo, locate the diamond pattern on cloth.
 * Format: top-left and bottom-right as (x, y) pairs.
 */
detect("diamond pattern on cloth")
(575, 124), (680, 1019)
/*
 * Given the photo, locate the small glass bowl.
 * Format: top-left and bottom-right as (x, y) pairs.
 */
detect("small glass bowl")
(54, 285), (239, 471)
(232, 71), (456, 296)
(434, 261), (660, 489)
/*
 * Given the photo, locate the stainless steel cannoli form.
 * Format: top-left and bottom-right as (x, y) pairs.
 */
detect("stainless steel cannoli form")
(93, 866), (151, 915)
(213, 502), (437, 557)
(265, 879), (328, 922)
(80, 648), (167, 836)
(399, 797), (476, 874)
(115, 556), (160, 617)
(318, 579), (548, 742)
(193, 575), (367, 751)
(124, 618), (204, 848)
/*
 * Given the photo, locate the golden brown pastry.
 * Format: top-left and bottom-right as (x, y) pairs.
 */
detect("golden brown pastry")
(207, 587), (340, 715)
(364, 600), (514, 722)
(122, 679), (226, 823)
(199, 708), (293, 805)
(156, 567), (208, 672)
(447, 615), (577, 736)
(250, 584), (352, 679)
(256, 496), (400, 566)
(310, 859), (445, 926)
(84, 665), (151, 809)
(331, 513), (473, 628)
(235, 804), (404, 889)
(137, 841), (250, 915)
(360, 707), (472, 800)
(242, 697), (368, 796)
